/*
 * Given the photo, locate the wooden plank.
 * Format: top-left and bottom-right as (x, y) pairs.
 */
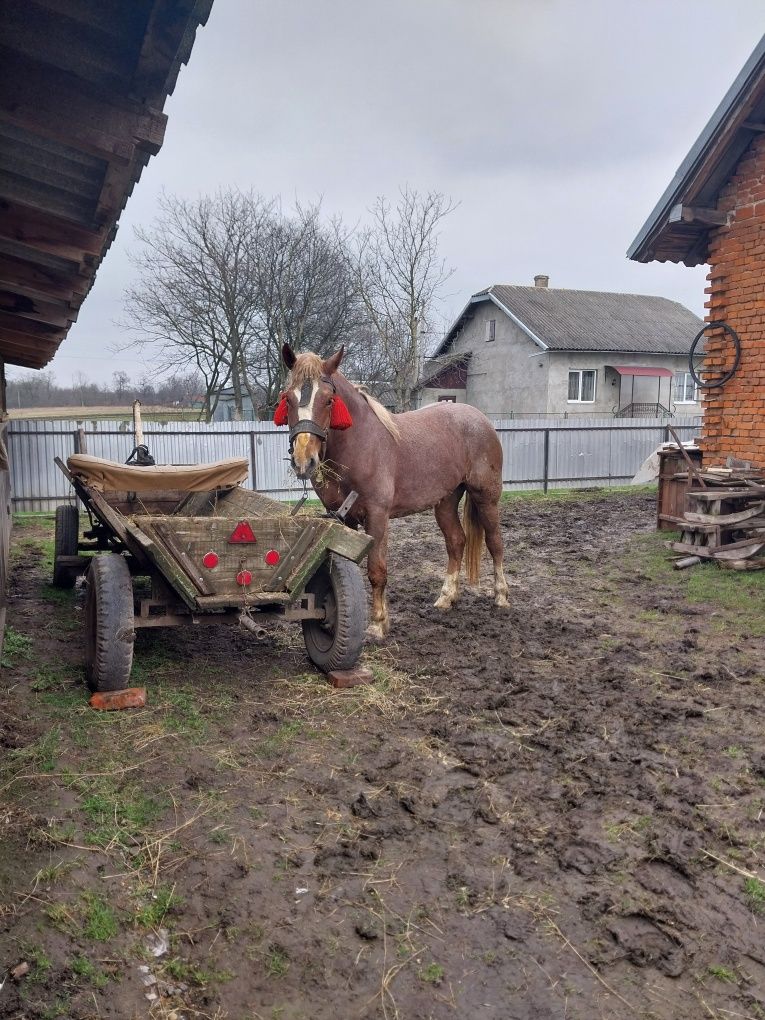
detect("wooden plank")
(124, 520), (199, 610)
(713, 542), (765, 561)
(324, 524), (374, 563)
(688, 488), (765, 501)
(263, 520), (321, 592)
(0, 199), (107, 264)
(196, 592), (291, 610)
(684, 502), (765, 526)
(151, 520), (214, 596)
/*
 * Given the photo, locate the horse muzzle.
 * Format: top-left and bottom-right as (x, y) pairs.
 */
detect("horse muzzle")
(289, 420), (327, 479)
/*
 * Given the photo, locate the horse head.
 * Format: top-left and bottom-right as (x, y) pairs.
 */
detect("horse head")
(278, 344), (352, 479)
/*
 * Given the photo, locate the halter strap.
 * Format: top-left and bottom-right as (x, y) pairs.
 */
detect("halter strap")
(287, 374), (338, 453)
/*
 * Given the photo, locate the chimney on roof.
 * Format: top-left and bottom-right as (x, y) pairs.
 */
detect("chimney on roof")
(534, 274), (549, 289)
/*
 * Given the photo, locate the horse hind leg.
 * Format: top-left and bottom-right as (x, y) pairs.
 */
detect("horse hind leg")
(433, 488), (466, 611)
(467, 490), (509, 609)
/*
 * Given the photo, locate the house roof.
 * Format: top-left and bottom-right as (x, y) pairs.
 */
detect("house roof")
(628, 35), (765, 267)
(436, 285), (703, 356)
(0, 0), (213, 370)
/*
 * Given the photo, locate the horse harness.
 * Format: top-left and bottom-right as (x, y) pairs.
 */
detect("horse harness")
(288, 375), (336, 456)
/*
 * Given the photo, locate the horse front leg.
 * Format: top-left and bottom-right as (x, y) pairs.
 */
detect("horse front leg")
(365, 513), (390, 642)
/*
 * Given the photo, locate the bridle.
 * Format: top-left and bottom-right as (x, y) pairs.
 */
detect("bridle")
(288, 374), (336, 457)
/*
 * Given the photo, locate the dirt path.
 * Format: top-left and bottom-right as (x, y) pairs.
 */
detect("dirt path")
(1, 491), (765, 1020)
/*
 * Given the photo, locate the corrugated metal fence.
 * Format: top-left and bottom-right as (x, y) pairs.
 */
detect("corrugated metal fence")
(7, 415), (703, 511)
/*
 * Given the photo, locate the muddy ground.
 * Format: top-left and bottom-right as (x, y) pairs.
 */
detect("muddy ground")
(1, 489), (765, 1020)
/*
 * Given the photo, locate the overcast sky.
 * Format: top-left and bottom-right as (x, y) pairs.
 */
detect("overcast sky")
(14, 0), (765, 385)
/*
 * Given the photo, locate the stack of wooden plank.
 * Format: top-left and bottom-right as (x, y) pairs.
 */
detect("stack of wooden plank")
(666, 467), (765, 570)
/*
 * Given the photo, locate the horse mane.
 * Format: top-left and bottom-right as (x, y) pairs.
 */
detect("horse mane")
(288, 353), (400, 441)
(351, 384), (400, 440)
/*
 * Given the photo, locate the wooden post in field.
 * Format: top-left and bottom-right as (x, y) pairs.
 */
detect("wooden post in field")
(133, 400), (144, 448)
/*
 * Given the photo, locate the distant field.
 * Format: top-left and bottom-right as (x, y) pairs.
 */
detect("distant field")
(8, 405), (202, 422)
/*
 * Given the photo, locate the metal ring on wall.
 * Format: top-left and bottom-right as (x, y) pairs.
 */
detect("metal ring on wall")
(688, 321), (742, 389)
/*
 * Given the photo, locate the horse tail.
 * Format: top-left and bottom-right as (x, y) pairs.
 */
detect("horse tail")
(463, 492), (485, 585)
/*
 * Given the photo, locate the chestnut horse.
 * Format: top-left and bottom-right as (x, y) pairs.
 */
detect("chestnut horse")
(277, 344), (509, 640)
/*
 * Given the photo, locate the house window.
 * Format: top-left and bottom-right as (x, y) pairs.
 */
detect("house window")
(438, 395), (457, 402)
(568, 369), (596, 403)
(673, 371), (698, 403)
(486, 319), (496, 341)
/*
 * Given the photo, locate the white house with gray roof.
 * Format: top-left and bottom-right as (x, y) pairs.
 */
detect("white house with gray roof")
(418, 276), (704, 417)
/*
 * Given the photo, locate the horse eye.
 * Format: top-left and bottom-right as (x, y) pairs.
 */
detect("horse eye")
(326, 398), (333, 407)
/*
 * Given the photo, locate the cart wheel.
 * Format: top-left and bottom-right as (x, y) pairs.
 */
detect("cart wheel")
(302, 554), (368, 672)
(52, 504), (79, 588)
(84, 554), (135, 692)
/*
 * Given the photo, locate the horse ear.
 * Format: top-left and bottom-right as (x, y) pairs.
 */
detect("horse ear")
(322, 346), (345, 376)
(282, 343), (296, 369)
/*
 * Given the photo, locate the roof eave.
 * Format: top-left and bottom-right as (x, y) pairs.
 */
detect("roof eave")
(628, 34), (765, 266)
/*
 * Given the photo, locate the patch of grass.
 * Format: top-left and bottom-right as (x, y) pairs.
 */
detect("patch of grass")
(81, 893), (119, 941)
(6, 727), (60, 774)
(745, 877), (765, 912)
(70, 954), (109, 988)
(135, 885), (181, 928)
(501, 484), (657, 505)
(81, 785), (167, 849)
(724, 745), (745, 759)
(264, 945), (290, 978)
(604, 815), (652, 842)
(708, 964), (737, 983)
(419, 962), (445, 985)
(258, 721), (303, 757)
(20, 943), (52, 982)
(40, 584), (78, 606)
(1, 625), (32, 667)
(163, 958), (234, 986)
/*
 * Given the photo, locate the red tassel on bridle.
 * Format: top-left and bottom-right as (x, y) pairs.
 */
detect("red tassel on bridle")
(329, 396), (352, 430)
(273, 396), (288, 426)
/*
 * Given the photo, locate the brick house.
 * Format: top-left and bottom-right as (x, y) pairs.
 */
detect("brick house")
(418, 277), (703, 418)
(629, 34), (765, 468)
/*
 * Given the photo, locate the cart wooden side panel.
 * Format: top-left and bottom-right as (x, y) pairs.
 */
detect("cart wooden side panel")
(129, 514), (372, 609)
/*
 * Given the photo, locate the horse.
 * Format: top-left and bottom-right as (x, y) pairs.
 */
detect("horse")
(275, 344), (509, 640)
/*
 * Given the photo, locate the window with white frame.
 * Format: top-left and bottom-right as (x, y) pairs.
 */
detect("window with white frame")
(673, 371), (698, 403)
(568, 369), (596, 402)
(486, 319), (496, 341)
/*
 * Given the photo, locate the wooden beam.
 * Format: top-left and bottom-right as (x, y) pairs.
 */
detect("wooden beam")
(0, 288), (76, 329)
(0, 198), (107, 265)
(0, 47), (167, 165)
(0, 254), (84, 304)
(0, 314), (66, 346)
(668, 204), (728, 227)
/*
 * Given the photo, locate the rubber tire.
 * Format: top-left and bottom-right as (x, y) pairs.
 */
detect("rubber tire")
(52, 504), (79, 588)
(302, 554), (368, 672)
(84, 554), (135, 692)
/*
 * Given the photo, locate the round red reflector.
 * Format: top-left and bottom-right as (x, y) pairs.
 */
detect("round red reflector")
(265, 549), (280, 567)
(202, 551), (219, 569)
(236, 569), (252, 586)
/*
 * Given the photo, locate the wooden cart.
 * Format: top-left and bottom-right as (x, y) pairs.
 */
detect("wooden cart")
(53, 454), (372, 692)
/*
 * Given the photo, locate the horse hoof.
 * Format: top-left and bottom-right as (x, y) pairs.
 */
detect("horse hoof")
(366, 623), (387, 642)
(495, 594), (510, 609)
(434, 596), (454, 611)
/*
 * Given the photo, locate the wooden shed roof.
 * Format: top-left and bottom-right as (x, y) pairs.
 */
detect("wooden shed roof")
(0, 0), (213, 369)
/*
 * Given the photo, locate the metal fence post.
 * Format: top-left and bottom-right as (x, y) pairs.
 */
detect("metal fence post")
(248, 432), (258, 489)
(543, 429), (550, 493)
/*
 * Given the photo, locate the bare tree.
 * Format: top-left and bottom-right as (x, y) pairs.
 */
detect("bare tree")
(352, 187), (456, 410)
(248, 200), (368, 410)
(122, 191), (367, 419)
(122, 190), (270, 420)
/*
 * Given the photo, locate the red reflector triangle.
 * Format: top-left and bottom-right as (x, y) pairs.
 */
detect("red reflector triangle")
(228, 520), (257, 544)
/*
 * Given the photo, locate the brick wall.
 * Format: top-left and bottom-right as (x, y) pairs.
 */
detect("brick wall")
(703, 132), (765, 468)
